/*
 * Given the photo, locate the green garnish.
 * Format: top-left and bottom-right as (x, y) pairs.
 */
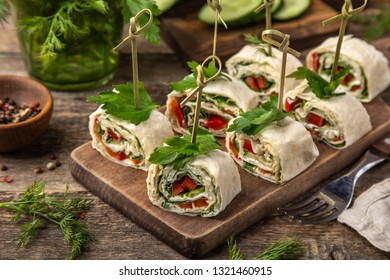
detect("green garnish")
(227, 235), (244, 260)
(244, 33), (273, 56)
(88, 82), (159, 125)
(228, 235), (304, 260)
(0, 0), (161, 62)
(352, 3), (390, 41)
(287, 66), (351, 99)
(121, 0), (161, 45)
(0, 181), (95, 260)
(149, 128), (221, 170)
(0, 0), (7, 23)
(168, 60), (223, 92)
(227, 95), (290, 136)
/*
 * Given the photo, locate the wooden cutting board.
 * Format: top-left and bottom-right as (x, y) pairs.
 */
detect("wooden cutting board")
(70, 100), (390, 258)
(69, 37), (390, 258)
(160, 0), (340, 64)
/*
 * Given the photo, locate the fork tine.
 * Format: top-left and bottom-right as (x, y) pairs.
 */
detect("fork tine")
(296, 204), (337, 220)
(298, 208), (340, 224)
(278, 195), (319, 212)
(285, 200), (333, 218)
(281, 198), (328, 216)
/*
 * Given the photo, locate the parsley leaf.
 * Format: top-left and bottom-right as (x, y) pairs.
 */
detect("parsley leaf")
(121, 0), (161, 45)
(168, 60), (222, 92)
(227, 95), (290, 135)
(87, 82), (159, 125)
(287, 66), (351, 99)
(149, 128), (221, 170)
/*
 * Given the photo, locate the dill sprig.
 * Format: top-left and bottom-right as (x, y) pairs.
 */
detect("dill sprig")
(253, 236), (304, 260)
(244, 33), (273, 57)
(352, 4), (390, 41)
(0, 180), (95, 260)
(228, 235), (304, 260)
(0, 0), (161, 63)
(227, 235), (244, 260)
(0, 0), (7, 23)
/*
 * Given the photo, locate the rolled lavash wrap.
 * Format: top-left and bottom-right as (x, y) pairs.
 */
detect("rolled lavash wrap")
(165, 75), (259, 137)
(283, 80), (372, 149)
(89, 107), (174, 171)
(226, 108), (319, 184)
(225, 44), (303, 104)
(306, 35), (390, 102)
(147, 149), (241, 217)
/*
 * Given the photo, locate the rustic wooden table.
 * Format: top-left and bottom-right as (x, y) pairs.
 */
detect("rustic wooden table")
(1, 5), (390, 260)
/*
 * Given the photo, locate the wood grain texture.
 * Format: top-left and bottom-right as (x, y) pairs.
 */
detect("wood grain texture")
(69, 96), (390, 258)
(1, 10), (390, 260)
(160, 0), (340, 64)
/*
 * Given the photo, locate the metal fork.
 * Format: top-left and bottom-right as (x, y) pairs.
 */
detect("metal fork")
(278, 136), (390, 224)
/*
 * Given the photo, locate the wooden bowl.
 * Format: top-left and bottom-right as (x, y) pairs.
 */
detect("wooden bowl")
(0, 75), (53, 152)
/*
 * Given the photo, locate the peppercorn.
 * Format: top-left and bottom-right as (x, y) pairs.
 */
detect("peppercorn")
(46, 162), (56, 171)
(0, 97), (41, 124)
(34, 167), (44, 174)
(49, 153), (57, 160)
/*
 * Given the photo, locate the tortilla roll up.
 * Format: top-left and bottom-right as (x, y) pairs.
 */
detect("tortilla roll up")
(147, 150), (241, 217)
(225, 45), (303, 104)
(283, 80), (372, 149)
(165, 77), (259, 138)
(226, 117), (319, 184)
(89, 107), (174, 171)
(306, 35), (390, 102)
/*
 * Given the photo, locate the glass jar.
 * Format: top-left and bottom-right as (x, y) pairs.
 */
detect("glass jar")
(9, 1), (123, 91)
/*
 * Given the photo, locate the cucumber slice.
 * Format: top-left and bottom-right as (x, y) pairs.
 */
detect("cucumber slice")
(273, 0), (312, 21)
(198, 0), (282, 27)
(155, 0), (179, 13)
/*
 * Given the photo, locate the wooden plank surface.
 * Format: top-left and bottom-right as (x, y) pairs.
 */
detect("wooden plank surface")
(69, 98), (390, 259)
(160, 0), (340, 64)
(2, 9), (390, 260)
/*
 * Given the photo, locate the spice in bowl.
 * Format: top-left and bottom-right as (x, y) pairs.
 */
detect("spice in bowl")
(0, 97), (41, 124)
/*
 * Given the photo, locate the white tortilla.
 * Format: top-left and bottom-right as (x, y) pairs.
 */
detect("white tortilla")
(147, 149), (241, 217)
(226, 44), (303, 103)
(89, 107), (174, 170)
(306, 35), (390, 102)
(284, 80), (372, 148)
(165, 75), (259, 137)
(226, 117), (319, 183)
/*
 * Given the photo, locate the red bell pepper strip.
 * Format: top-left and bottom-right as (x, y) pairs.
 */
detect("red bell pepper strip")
(312, 53), (319, 72)
(245, 76), (260, 91)
(229, 139), (239, 159)
(170, 97), (185, 127)
(107, 128), (121, 142)
(256, 75), (268, 89)
(243, 139), (255, 154)
(307, 113), (327, 127)
(204, 115), (227, 131)
(284, 97), (303, 112)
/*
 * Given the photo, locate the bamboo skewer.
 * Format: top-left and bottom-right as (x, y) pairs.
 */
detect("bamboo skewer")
(255, 0), (274, 55)
(113, 9), (153, 109)
(262, 29), (301, 112)
(322, 0), (367, 82)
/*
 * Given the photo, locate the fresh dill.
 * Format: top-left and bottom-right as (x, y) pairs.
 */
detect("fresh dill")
(0, 0), (161, 63)
(352, 4), (390, 41)
(228, 235), (304, 260)
(0, 180), (95, 260)
(244, 33), (273, 56)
